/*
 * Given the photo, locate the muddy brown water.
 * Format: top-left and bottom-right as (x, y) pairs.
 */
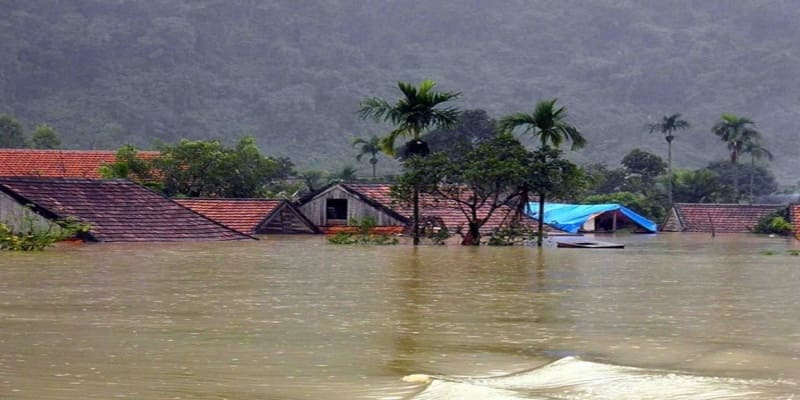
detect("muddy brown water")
(1, 233), (798, 399)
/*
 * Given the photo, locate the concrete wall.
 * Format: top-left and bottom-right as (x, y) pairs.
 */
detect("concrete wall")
(0, 191), (58, 233)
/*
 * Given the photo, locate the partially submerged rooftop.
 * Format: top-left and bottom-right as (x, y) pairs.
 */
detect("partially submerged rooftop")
(662, 203), (783, 233)
(0, 177), (253, 242)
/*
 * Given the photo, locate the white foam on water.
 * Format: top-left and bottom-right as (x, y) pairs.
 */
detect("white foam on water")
(405, 357), (796, 400)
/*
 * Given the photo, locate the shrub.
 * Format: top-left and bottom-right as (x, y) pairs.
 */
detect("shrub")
(752, 208), (793, 236)
(0, 217), (90, 251)
(487, 223), (535, 246)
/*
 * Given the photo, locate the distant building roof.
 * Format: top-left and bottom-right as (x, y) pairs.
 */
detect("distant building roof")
(790, 204), (800, 240)
(175, 198), (319, 234)
(662, 203), (783, 233)
(0, 149), (159, 179)
(338, 183), (558, 235)
(0, 177), (253, 242)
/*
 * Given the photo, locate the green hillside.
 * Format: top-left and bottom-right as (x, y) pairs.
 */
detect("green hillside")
(1, 1), (798, 182)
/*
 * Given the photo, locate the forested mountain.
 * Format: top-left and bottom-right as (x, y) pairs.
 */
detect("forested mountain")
(2, 1), (799, 182)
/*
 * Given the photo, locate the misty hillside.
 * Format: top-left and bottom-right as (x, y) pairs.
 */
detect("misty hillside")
(1, 0), (799, 182)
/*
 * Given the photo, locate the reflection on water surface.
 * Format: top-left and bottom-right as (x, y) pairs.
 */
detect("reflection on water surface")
(0, 233), (798, 399)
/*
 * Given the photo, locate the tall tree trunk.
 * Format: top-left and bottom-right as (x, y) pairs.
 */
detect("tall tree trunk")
(413, 188), (420, 245)
(371, 161), (376, 178)
(515, 184), (530, 222)
(667, 139), (673, 206)
(536, 194), (546, 247)
(461, 222), (481, 246)
(749, 155), (755, 204)
(733, 162), (739, 203)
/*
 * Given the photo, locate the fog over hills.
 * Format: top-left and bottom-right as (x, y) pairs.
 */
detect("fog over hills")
(2, 1), (799, 183)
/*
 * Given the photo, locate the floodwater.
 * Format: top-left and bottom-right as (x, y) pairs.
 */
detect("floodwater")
(1, 233), (799, 399)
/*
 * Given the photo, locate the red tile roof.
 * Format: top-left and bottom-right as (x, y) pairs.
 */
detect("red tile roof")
(0, 149), (159, 179)
(0, 177), (252, 242)
(341, 183), (557, 235)
(175, 198), (318, 234)
(667, 203), (783, 233)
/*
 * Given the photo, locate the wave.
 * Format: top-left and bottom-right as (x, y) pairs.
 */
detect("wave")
(404, 357), (795, 400)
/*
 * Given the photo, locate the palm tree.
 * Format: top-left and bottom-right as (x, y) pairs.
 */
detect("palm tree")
(711, 114), (760, 202)
(359, 80), (460, 245)
(499, 99), (586, 150)
(647, 113), (690, 206)
(742, 139), (773, 204)
(352, 135), (381, 178)
(499, 98), (586, 247)
(359, 80), (461, 156)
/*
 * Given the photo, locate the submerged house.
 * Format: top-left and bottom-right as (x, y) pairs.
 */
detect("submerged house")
(297, 183), (555, 236)
(175, 198), (319, 235)
(0, 149), (159, 178)
(0, 177), (253, 242)
(526, 203), (658, 234)
(661, 203), (783, 233)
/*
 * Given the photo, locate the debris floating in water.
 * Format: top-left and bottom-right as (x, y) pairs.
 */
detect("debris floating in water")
(403, 374), (433, 383)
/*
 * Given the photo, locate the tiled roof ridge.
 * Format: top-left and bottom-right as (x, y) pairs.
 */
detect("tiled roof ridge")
(176, 197), (284, 202)
(675, 202), (785, 207)
(0, 148), (159, 154)
(0, 176), (132, 183)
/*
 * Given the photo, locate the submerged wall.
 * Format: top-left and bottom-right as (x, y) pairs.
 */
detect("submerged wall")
(0, 191), (58, 233)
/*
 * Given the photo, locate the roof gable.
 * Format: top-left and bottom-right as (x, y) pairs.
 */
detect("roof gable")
(175, 198), (318, 234)
(0, 149), (159, 179)
(670, 203), (783, 233)
(0, 177), (252, 242)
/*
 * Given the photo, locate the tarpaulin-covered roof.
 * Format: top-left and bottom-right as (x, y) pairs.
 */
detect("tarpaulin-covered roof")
(526, 203), (657, 233)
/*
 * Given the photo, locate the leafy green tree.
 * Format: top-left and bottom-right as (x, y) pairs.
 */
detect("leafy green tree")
(621, 148), (666, 195)
(499, 98), (586, 246)
(359, 79), (460, 245)
(30, 124), (61, 149)
(705, 161), (777, 202)
(711, 114), (760, 202)
(647, 113), (690, 205)
(0, 114), (26, 148)
(155, 136), (291, 198)
(299, 170), (328, 193)
(584, 163), (627, 195)
(100, 144), (161, 190)
(393, 133), (531, 245)
(742, 140), (773, 204)
(672, 168), (729, 203)
(352, 135), (382, 178)
(400, 109), (498, 159)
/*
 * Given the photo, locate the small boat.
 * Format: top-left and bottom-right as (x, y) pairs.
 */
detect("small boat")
(556, 240), (624, 249)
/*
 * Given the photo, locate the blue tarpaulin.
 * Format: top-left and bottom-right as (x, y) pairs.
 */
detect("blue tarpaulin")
(526, 203), (657, 233)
